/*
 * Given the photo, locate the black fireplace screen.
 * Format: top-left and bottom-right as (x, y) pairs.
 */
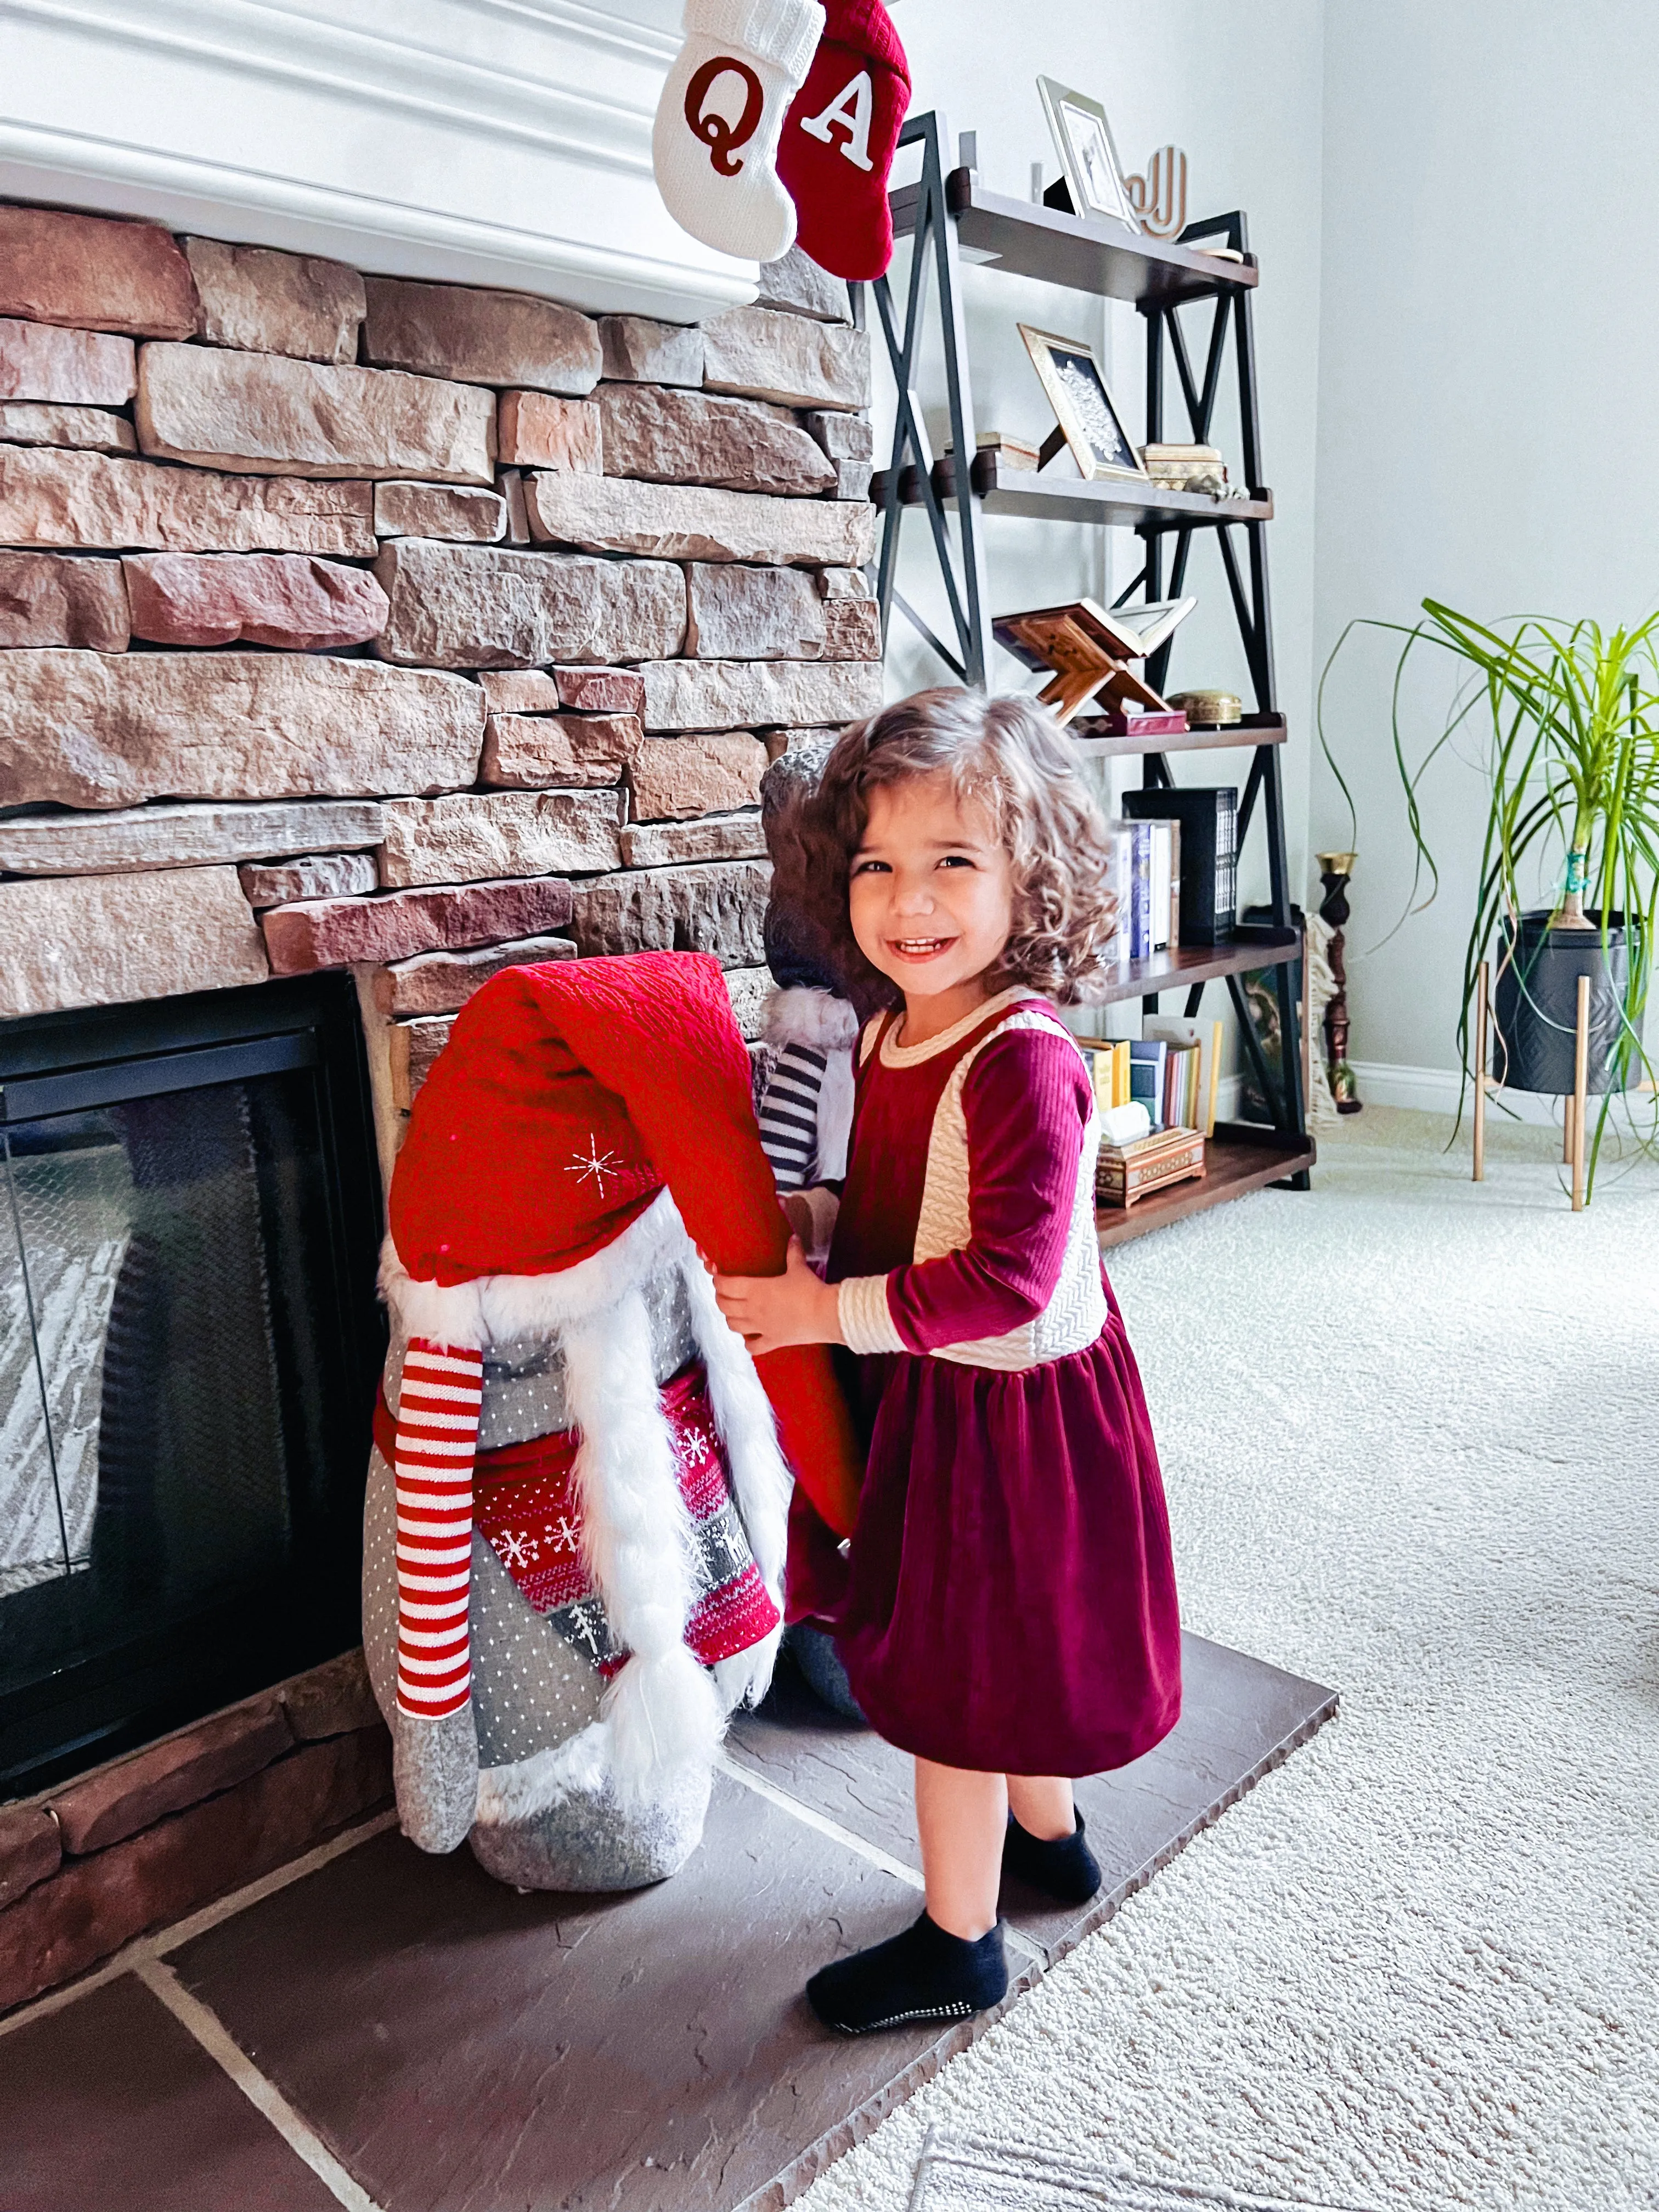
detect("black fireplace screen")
(1, 975), (385, 1795)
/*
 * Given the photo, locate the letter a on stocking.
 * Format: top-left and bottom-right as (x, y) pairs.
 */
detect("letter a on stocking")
(778, 0), (910, 280)
(654, 0), (826, 262)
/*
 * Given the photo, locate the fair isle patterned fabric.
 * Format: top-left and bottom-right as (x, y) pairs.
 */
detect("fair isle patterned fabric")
(394, 1339), (484, 1718)
(374, 1358), (780, 1678)
(758, 1040), (829, 1190)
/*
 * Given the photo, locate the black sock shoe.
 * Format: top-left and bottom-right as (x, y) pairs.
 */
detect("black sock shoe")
(1002, 1809), (1102, 1905)
(806, 1909), (1008, 2035)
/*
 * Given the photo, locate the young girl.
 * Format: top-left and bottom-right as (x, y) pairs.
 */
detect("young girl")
(713, 687), (1182, 2035)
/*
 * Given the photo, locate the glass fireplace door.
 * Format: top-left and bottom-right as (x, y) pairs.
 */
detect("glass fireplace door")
(0, 977), (384, 1795)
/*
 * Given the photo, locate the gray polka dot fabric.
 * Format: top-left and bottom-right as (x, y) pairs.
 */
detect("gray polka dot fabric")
(362, 1443), (603, 1770)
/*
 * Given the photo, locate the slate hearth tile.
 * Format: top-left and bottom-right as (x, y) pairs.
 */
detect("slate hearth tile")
(730, 1633), (1338, 1964)
(170, 1774), (947, 2212)
(0, 1972), (341, 2212)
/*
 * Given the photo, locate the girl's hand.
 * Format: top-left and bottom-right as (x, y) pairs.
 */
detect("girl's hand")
(710, 1237), (843, 1356)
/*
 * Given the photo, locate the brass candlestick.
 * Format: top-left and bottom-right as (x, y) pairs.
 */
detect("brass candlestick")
(1316, 850), (1362, 1115)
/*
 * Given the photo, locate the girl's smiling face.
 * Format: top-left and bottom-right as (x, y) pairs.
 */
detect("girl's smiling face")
(849, 774), (1014, 1015)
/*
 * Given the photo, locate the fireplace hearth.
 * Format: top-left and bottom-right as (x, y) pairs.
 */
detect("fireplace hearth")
(1, 975), (385, 1793)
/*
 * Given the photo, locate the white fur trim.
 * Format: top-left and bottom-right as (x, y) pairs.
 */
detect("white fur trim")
(475, 1719), (612, 1826)
(679, 1237), (792, 1612)
(763, 985), (861, 1054)
(713, 1623), (783, 1716)
(815, 1048), (854, 1180)
(379, 1187), (688, 1350)
(560, 1284), (723, 1805)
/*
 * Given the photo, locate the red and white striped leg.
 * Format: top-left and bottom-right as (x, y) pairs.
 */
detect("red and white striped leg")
(394, 1338), (484, 1720)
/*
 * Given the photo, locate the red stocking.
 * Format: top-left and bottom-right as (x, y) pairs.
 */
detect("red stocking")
(777, 0), (910, 281)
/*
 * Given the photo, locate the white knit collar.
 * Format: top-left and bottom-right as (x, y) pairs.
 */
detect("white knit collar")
(879, 984), (1043, 1067)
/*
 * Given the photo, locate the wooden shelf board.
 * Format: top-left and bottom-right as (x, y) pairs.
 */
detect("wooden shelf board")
(1085, 929), (1300, 1009)
(889, 172), (1259, 306)
(1097, 1126), (1314, 1250)
(1070, 713), (1286, 760)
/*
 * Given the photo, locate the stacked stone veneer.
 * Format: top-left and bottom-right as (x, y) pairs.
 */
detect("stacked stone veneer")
(0, 1650), (391, 2013)
(0, 205), (882, 1161)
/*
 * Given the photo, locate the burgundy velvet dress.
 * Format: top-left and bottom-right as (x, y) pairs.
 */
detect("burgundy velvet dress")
(822, 987), (1181, 1778)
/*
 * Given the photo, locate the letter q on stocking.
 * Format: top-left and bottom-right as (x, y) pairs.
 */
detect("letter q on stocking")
(653, 0), (826, 263)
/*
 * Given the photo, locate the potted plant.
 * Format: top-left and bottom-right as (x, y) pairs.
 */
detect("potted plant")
(1319, 601), (1658, 1194)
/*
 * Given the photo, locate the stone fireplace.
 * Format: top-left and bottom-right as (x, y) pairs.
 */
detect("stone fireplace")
(0, 170), (879, 1802)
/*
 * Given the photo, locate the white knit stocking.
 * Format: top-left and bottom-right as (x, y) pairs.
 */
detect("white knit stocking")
(653, 0), (825, 262)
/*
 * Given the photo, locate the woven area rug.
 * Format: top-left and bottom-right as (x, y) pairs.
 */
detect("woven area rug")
(798, 1108), (1659, 2212)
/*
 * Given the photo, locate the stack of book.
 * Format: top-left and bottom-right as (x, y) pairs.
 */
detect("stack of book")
(1097, 1124), (1207, 1210)
(1121, 786), (1238, 946)
(1139, 442), (1228, 494)
(1079, 1019), (1222, 1138)
(1103, 817), (1181, 962)
(976, 430), (1040, 471)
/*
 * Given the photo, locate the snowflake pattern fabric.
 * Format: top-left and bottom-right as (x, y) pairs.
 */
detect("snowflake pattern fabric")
(374, 1356), (778, 1675)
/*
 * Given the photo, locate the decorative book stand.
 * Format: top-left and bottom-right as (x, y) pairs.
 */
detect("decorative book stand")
(858, 114), (1313, 1248)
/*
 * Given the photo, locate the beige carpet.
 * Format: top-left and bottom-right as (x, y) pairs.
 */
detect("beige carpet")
(798, 1106), (1659, 2212)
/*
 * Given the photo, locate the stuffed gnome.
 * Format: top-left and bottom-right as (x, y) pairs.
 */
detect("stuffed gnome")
(362, 950), (861, 1889)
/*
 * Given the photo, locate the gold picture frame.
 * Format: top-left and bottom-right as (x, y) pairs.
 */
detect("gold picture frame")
(1018, 326), (1148, 484)
(1036, 78), (1141, 231)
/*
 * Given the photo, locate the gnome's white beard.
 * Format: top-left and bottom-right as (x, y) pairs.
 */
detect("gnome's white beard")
(377, 1188), (794, 1809)
(561, 1285), (721, 1804)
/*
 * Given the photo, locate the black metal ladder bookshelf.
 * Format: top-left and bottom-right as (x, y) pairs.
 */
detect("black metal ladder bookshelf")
(854, 110), (1313, 1247)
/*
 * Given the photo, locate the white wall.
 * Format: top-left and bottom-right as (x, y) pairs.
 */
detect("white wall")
(1311, 0), (1659, 1081)
(875, 2), (1327, 928)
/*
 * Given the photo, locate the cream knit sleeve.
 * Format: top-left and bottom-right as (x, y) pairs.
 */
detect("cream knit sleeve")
(837, 1273), (907, 1356)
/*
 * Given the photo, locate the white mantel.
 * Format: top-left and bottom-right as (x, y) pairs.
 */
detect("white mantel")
(0, 0), (755, 320)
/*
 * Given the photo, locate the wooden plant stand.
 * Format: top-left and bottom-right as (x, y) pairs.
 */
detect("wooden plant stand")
(1472, 959), (1591, 1209)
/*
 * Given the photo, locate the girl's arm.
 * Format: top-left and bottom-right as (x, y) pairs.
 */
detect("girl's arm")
(837, 1029), (1090, 1357)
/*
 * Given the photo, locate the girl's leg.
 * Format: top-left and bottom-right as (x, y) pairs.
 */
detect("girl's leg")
(914, 1757), (1007, 1939)
(804, 1755), (1009, 2033)
(1003, 1774), (1102, 1906)
(1006, 1774), (1076, 1842)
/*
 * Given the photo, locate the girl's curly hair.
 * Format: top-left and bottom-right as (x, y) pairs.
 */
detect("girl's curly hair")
(791, 686), (1120, 1007)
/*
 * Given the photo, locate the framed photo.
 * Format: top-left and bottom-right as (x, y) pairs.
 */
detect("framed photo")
(1018, 326), (1148, 483)
(1037, 78), (1141, 230)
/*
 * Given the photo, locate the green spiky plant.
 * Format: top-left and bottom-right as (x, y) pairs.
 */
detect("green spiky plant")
(1319, 600), (1659, 1196)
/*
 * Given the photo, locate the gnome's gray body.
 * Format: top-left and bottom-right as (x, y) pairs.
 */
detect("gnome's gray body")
(364, 1194), (791, 1891)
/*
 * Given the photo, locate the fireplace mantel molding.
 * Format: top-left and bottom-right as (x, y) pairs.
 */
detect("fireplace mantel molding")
(0, 0), (755, 320)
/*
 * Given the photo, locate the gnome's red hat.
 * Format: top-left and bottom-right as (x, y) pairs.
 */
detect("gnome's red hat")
(379, 952), (862, 1799)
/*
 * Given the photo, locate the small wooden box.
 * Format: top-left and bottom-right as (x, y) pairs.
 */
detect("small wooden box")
(1097, 1127), (1207, 1209)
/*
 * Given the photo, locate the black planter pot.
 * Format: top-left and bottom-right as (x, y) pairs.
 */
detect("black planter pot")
(1491, 909), (1638, 1094)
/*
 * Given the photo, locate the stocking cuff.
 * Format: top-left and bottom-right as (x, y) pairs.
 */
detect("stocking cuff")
(685, 0), (826, 78)
(824, 0), (910, 78)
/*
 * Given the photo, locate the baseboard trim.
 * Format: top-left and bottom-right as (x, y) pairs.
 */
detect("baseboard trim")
(1348, 1059), (1654, 1130)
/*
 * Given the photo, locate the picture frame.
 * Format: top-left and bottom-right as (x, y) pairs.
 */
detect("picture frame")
(1036, 78), (1141, 231)
(1018, 325), (1148, 483)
